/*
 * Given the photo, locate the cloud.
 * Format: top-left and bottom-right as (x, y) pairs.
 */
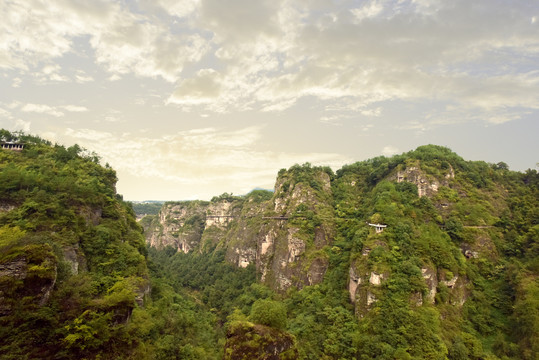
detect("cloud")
(351, 1), (384, 21)
(199, 0), (283, 41)
(11, 78), (22, 87)
(161, 0), (539, 124)
(62, 105), (88, 112)
(14, 119), (31, 132)
(167, 69), (222, 106)
(1, 0), (210, 82)
(0, 107), (12, 119)
(74, 71), (94, 83)
(60, 126), (351, 199)
(21, 104), (64, 117)
(2, 0), (538, 125)
(17, 103), (89, 117)
(382, 145), (399, 156)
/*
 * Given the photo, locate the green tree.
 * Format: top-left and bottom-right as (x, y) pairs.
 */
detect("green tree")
(249, 299), (288, 330)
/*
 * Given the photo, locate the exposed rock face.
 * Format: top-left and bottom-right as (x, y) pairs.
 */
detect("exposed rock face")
(421, 267), (438, 304)
(0, 258), (28, 315)
(145, 201), (208, 252)
(460, 229), (499, 261)
(349, 267), (361, 303)
(391, 161), (454, 197)
(349, 247), (388, 318)
(0, 256), (57, 315)
(63, 245), (87, 275)
(78, 206), (102, 226)
(439, 272), (470, 306)
(224, 322), (298, 360)
(255, 169), (334, 291)
(0, 258), (27, 279)
(145, 168), (335, 292)
(135, 281), (151, 307)
(0, 203), (16, 213)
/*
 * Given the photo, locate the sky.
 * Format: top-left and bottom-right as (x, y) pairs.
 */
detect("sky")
(1, 0), (538, 201)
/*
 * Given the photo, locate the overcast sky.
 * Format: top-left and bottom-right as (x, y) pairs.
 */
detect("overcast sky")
(1, 0), (538, 201)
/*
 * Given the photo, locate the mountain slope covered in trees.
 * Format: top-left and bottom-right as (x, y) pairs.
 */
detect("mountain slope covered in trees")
(0, 129), (537, 359)
(0, 130), (220, 359)
(144, 145), (538, 360)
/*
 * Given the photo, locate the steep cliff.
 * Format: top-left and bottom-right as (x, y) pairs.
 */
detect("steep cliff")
(144, 166), (335, 291)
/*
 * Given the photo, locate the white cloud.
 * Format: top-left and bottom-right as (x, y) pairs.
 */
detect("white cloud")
(155, 0), (200, 18)
(62, 105), (88, 112)
(16, 103), (89, 117)
(1, 0), (210, 82)
(360, 107), (382, 117)
(65, 128), (112, 141)
(75, 71), (94, 83)
(11, 77), (22, 87)
(60, 126), (351, 199)
(21, 104), (64, 117)
(1, 0), (538, 127)
(14, 119), (31, 132)
(108, 74), (121, 81)
(0, 108), (12, 118)
(382, 145), (399, 156)
(351, 1), (384, 21)
(167, 69), (222, 106)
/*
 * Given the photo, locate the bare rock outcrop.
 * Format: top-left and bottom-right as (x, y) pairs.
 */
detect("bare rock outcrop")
(390, 161), (454, 197)
(0, 255), (57, 316)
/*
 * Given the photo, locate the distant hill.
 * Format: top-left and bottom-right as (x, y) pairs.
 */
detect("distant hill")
(130, 201), (164, 217)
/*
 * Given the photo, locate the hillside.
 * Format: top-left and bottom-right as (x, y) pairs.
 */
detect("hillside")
(144, 145), (538, 360)
(1, 129), (537, 359)
(0, 130), (220, 359)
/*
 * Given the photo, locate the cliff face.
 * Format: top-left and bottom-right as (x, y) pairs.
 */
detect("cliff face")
(255, 168), (334, 291)
(344, 160), (477, 314)
(146, 201), (208, 252)
(145, 166), (335, 291)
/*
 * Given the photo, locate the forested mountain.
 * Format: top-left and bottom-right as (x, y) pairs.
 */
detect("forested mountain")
(0, 130), (220, 359)
(144, 145), (538, 360)
(0, 129), (537, 359)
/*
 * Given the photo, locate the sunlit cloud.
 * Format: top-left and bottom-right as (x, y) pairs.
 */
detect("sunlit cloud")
(15, 103), (89, 117)
(21, 104), (64, 117)
(382, 146), (399, 157)
(14, 119), (31, 132)
(60, 126), (351, 199)
(2, 0), (538, 123)
(62, 105), (88, 112)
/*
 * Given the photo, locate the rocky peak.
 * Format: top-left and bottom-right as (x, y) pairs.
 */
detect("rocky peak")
(144, 165), (335, 292)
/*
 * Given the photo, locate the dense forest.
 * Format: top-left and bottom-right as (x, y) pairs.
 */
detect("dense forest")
(0, 129), (537, 359)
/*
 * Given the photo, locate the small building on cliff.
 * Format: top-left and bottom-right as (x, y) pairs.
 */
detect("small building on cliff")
(1, 142), (24, 151)
(368, 223), (387, 233)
